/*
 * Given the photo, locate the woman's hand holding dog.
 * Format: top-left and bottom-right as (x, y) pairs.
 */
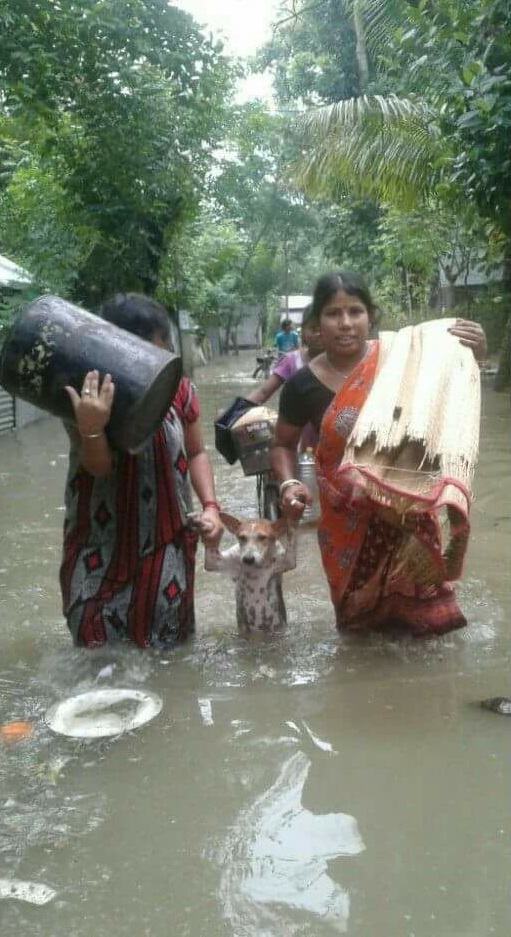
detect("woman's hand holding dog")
(187, 510), (223, 546)
(279, 481), (312, 521)
(198, 507), (223, 546)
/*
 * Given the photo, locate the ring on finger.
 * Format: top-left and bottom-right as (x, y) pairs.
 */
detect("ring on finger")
(83, 389), (91, 396)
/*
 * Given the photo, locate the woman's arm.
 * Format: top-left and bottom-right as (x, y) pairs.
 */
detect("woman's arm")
(184, 419), (223, 545)
(246, 373), (283, 404)
(65, 370), (115, 477)
(271, 419), (312, 521)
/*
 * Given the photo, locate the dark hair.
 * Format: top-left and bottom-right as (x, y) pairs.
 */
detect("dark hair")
(311, 271), (377, 323)
(301, 304), (316, 329)
(100, 293), (170, 343)
(280, 318), (292, 328)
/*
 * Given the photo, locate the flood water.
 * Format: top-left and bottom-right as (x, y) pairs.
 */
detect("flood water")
(0, 352), (509, 936)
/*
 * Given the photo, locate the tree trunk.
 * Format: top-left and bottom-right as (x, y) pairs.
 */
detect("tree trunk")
(353, 1), (370, 92)
(443, 278), (457, 312)
(429, 269), (440, 309)
(404, 267), (413, 318)
(283, 241), (289, 317)
(259, 297), (268, 345)
(223, 314), (233, 355)
(494, 313), (511, 391)
(494, 246), (511, 391)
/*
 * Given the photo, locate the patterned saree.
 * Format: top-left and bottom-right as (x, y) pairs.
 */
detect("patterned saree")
(315, 339), (473, 636)
(60, 378), (199, 648)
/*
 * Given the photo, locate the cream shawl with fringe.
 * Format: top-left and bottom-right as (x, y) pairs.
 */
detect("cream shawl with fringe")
(343, 319), (481, 496)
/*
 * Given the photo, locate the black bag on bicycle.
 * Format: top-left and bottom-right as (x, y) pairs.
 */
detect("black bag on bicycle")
(214, 396), (258, 465)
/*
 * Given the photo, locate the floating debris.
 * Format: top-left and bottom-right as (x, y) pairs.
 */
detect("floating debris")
(45, 688), (162, 738)
(480, 697), (511, 716)
(198, 698), (214, 726)
(96, 663), (116, 681)
(0, 878), (56, 905)
(0, 721), (34, 744)
(301, 720), (337, 754)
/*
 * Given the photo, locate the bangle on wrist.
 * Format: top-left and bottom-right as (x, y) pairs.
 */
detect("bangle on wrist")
(81, 431), (104, 439)
(279, 478), (302, 497)
(202, 499), (221, 512)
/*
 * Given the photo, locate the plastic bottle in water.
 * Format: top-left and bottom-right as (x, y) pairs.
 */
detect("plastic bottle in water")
(297, 447), (319, 521)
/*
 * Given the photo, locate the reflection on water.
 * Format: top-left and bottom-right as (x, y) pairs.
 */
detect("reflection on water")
(217, 750), (365, 935)
(0, 353), (510, 936)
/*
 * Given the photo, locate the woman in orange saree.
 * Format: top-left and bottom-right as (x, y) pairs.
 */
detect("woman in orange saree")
(271, 271), (486, 637)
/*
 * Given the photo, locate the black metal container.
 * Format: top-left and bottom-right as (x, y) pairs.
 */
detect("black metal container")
(0, 294), (182, 451)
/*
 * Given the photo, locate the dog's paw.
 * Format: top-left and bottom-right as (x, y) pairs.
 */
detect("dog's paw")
(186, 512), (205, 531)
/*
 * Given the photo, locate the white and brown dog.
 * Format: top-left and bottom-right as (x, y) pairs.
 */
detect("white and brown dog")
(190, 512), (297, 634)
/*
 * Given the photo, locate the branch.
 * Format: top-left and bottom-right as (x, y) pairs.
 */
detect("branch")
(273, 0), (328, 30)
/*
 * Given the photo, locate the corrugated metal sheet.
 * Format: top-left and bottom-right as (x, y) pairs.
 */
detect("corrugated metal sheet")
(0, 387), (15, 434)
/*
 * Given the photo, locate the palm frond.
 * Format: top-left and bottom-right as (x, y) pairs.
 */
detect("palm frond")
(301, 93), (435, 136)
(345, 1), (467, 94)
(344, 0), (420, 56)
(294, 94), (444, 209)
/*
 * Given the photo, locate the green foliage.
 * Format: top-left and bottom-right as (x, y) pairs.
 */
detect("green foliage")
(349, 0), (511, 241)
(257, 0), (362, 105)
(0, 0), (233, 305)
(320, 198), (381, 272)
(285, 0), (509, 363)
(160, 101), (327, 340)
(159, 218), (245, 325)
(297, 93), (440, 209)
(0, 161), (97, 295)
(0, 287), (38, 343)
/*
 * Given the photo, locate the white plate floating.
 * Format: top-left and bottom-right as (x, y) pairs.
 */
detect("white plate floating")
(0, 878), (57, 905)
(45, 688), (163, 739)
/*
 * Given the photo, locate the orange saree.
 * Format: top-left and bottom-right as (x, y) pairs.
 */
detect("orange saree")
(315, 340), (470, 636)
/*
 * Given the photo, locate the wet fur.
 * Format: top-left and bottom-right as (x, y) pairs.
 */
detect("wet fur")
(202, 513), (297, 635)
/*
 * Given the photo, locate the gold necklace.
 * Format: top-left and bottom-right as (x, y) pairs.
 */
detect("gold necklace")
(323, 355), (349, 379)
(323, 342), (368, 378)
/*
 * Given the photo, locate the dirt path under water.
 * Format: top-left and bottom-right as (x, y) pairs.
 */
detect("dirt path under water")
(0, 353), (509, 936)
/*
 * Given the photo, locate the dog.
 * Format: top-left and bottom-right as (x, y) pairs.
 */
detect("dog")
(189, 512), (297, 634)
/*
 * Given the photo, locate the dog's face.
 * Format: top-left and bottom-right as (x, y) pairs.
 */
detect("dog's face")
(220, 513), (288, 568)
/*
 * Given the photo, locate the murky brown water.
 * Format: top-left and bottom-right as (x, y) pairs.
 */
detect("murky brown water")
(0, 353), (509, 936)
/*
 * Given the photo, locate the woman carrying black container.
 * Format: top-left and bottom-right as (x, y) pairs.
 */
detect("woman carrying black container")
(60, 293), (222, 648)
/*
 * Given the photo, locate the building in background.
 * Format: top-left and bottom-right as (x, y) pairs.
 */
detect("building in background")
(0, 254), (41, 436)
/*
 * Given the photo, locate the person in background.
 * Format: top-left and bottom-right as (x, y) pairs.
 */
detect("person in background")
(248, 306), (322, 404)
(60, 293), (223, 649)
(274, 317), (299, 355)
(247, 305), (323, 450)
(272, 270), (487, 638)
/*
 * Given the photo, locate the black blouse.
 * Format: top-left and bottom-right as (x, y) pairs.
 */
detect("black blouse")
(278, 366), (334, 434)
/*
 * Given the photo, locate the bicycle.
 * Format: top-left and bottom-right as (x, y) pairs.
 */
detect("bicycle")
(252, 349), (277, 381)
(214, 397), (281, 521)
(255, 469), (281, 520)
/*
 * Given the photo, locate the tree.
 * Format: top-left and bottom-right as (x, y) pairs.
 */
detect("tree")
(0, 159), (97, 295)
(259, 0), (364, 105)
(0, 0), (233, 308)
(289, 0), (511, 382)
(205, 101), (325, 345)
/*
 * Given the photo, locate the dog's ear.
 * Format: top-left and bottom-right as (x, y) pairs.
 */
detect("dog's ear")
(271, 517), (291, 538)
(219, 512), (242, 536)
